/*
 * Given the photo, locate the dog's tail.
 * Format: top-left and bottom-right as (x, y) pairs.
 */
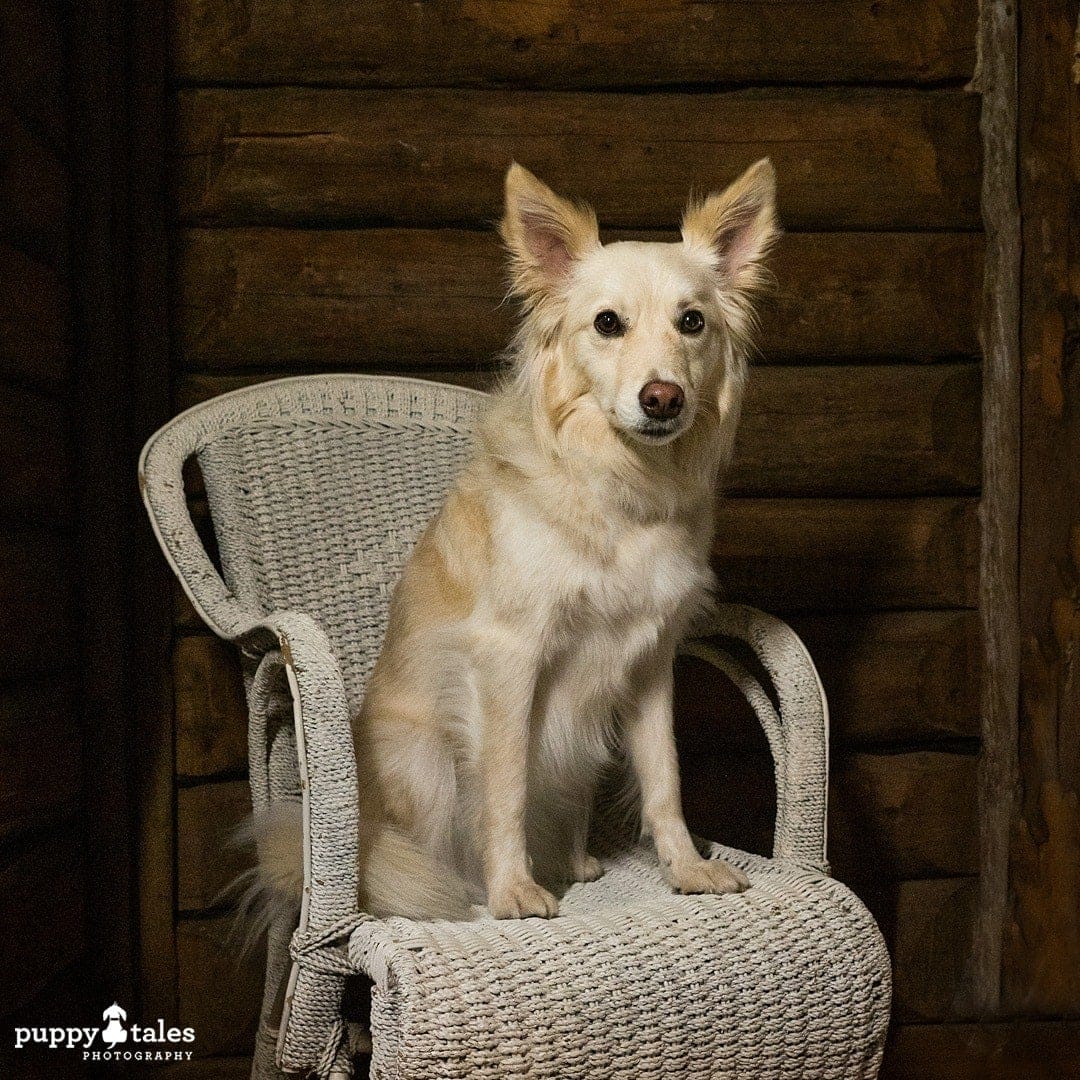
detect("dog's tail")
(232, 801), (473, 944)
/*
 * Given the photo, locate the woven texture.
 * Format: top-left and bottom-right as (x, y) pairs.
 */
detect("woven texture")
(139, 374), (891, 1080)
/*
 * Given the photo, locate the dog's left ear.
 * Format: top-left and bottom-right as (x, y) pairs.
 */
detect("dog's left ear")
(681, 158), (779, 295)
(500, 163), (600, 301)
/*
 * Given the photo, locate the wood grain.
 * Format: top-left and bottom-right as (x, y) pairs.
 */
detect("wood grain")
(174, 88), (981, 230)
(714, 498), (979, 610)
(171, 0), (978, 87)
(175, 228), (981, 368)
(0, 243), (72, 389)
(1005, 0), (1080, 1017)
(0, 679), (80, 843)
(971, 0), (1021, 1016)
(0, 385), (72, 526)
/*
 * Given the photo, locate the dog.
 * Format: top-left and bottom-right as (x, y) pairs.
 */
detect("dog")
(251, 159), (779, 923)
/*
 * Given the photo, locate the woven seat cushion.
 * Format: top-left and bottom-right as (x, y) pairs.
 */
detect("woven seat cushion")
(348, 842), (890, 1080)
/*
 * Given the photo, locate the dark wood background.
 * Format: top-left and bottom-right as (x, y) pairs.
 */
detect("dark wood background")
(0, 2), (1077, 1078)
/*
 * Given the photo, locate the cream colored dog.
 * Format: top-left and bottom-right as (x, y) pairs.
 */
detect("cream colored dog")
(256, 160), (778, 922)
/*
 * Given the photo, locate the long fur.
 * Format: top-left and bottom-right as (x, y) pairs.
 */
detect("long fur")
(242, 160), (779, 928)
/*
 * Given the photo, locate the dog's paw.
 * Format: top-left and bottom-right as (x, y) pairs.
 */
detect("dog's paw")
(665, 856), (749, 896)
(571, 853), (604, 883)
(488, 878), (560, 919)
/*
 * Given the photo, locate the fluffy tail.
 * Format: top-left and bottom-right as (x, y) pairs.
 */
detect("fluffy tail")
(233, 801), (473, 943)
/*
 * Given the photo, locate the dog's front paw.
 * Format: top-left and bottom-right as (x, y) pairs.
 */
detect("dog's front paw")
(488, 878), (560, 919)
(665, 856), (749, 896)
(571, 853), (604, 883)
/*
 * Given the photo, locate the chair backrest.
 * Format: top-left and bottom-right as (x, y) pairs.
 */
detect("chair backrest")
(142, 374), (487, 708)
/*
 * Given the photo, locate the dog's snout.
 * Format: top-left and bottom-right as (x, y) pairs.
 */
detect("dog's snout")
(638, 381), (685, 420)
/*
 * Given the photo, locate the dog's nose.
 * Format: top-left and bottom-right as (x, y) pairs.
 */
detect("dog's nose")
(639, 381), (685, 420)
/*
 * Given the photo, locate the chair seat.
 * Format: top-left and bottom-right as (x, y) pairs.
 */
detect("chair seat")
(346, 842), (890, 1080)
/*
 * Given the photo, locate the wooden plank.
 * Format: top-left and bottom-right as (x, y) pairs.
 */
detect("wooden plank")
(0, 529), (76, 680)
(0, 243), (72, 389)
(178, 612), (980, 782)
(0, 386), (72, 526)
(176, 914), (264, 1057)
(731, 365), (980, 496)
(891, 876), (978, 1020)
(971, 0), (1021, 1015)
(174, 88), (981, 230)
(177, 781), (253, 912)
(175, 229), (981, 368)
(174, 365), (981, 498)
(0, 829), (85, 1016)
(830, 751), (978, 879)
(171, 0), (978, 87)
(175, 635), (248, 779)
(0, 99), (69, 269)
(714, 498), (979, 611)
(0, 679), (80, 842)
(0, 0), (67, 152)
(1005, 0), (1080, 1017)
(179, 753), (975, 914)
(788, 611), (981, 744)
(177, 484), (978, 612)
(883, 1020), (1080, 1080)
(679, 610), (981, 749)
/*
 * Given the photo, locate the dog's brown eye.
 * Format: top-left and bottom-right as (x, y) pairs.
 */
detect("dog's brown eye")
(594, 310), (623, 336)
(680, 310), (705, 334)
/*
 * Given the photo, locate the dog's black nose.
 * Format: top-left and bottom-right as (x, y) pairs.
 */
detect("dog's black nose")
(639, 381), (685, 420)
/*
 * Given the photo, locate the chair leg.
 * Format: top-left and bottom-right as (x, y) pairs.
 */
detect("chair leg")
(250, 903), (297, 1080)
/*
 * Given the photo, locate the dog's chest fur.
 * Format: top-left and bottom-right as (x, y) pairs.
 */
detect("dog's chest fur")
(495, 495), (713, 708)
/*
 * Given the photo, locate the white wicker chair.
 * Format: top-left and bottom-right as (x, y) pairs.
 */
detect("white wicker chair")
(140, 374), (891, 1080)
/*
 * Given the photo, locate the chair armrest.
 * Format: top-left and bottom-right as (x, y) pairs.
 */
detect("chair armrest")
(242, 610), (362, 937)
(680, 602), (830, 872)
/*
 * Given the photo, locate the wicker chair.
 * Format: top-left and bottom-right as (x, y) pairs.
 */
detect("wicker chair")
(140, 374), (891, 1080)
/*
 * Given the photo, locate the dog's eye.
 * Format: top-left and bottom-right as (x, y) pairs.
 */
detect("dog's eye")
(594, 310), (623, 337)
(679, 310), (705, 335)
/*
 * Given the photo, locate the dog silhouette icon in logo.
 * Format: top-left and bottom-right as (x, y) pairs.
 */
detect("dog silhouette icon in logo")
(101, 1003), (128, 1048)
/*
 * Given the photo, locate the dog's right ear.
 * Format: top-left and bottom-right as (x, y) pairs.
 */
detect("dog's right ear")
(500, 163), (600, 301)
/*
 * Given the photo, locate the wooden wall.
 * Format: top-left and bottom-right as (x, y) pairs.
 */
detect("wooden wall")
(154, 3), (991, 1074)
(0, 0), (87, 1059)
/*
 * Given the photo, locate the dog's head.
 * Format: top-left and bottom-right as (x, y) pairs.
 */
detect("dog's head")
(500, 161), (778, 448)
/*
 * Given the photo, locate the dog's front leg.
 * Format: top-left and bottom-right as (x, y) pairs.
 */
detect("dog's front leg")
(476, 627), (559, 919)
(625, 649), (749, 895)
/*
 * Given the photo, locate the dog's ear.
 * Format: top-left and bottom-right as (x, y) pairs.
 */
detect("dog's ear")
(501, 163), (600, 300)
(680, 158), (778, 295)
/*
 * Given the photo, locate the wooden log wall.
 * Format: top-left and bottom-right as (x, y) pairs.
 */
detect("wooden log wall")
(0, 0), (87, 1059)
(162, 1), (990, 1071)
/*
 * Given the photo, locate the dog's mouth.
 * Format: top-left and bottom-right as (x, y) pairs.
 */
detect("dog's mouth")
(626, 417), (686, 445)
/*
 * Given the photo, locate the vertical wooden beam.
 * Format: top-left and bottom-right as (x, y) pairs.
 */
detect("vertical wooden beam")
(1005, 0), (1080, 1014)
(971, 0), (1021, 1016)
(68, 0), (173, 1015)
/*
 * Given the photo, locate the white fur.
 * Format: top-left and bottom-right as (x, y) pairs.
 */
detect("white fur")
(249, 160), (779, 924)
